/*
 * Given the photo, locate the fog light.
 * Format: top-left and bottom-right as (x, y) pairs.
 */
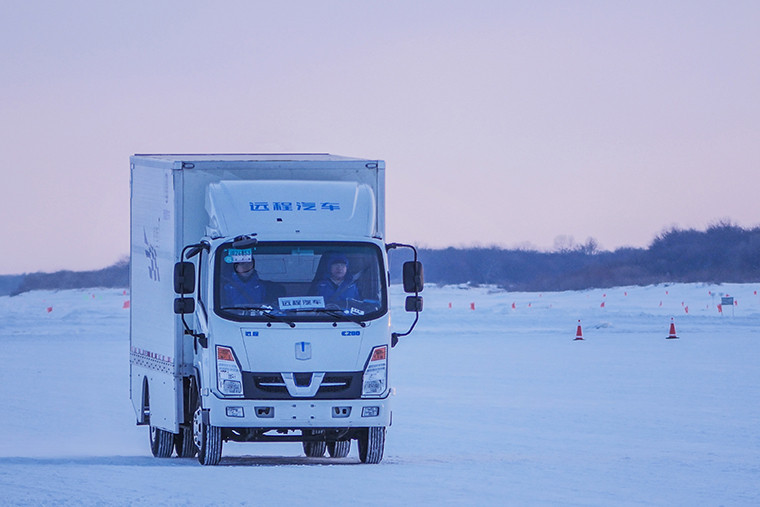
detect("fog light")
(255, 406), (274, 418)
(332, 406), (351, 418)
(226, 406), (244, 418)
(361, 406), (380, 417)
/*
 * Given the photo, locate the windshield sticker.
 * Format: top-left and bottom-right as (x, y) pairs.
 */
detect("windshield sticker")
(279, 296), (325, 310)
(349, 307), (365, 316)
(224, 248), (253, 263)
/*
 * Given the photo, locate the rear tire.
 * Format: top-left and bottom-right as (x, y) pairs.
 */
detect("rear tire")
(327, 440), (351, 458)
(194, 406), (222, 466)
(303, 430), (326, 457)
(358, 427), (385, 464)
(145, 384), (173, 458)
(174, 425), (197, 458)
(149, 425), (174, 458)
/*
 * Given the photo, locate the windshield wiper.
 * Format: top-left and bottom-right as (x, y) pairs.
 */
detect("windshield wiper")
(312, 309), (367, 327)
(221, 305), (296, 327)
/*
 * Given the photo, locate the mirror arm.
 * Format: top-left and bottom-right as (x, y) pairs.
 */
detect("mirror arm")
(183, 241), (209, 260)
(387, 242), (422, 347)
(177, 304), (206, 345)
(176, 241), (209, 346)
(386, 242), (418, 262)
(391, 311), (419, 347)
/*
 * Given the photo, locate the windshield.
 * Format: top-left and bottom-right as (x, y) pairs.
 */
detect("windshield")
(214, 241), (387, 322)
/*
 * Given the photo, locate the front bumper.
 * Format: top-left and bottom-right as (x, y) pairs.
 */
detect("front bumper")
(204, 393), (392, 428)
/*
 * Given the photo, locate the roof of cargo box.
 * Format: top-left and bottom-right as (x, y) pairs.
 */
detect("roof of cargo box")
(130, 153), (384, 171)
(132, 153), (374, 163)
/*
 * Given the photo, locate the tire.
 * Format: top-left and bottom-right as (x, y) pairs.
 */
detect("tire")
(303, 429), (326, 457)
(194, 406), (222, 466)
(174, 425), (197, 458)
(149, 425), (174, 458)
(358, 427), (385, 464)
(327, 440), (351, 458)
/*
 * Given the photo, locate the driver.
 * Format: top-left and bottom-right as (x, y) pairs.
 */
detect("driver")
(315, 254), (359, 308)
(222, 258), (266, 307)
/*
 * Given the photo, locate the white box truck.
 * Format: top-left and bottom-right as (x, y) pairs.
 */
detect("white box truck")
(129, 154), (423, 465)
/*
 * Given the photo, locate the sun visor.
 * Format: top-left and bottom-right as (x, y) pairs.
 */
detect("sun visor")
(205, 180), (376, 238)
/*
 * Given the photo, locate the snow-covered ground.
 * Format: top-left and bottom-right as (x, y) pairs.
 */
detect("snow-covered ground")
(1, 283), (759, 505)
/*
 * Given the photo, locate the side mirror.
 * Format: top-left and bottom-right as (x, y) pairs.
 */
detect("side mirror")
(174, 262), (195, 294)
(402, 261), (424, 293)
(405, 295), (423, 312)
(174, 297), (195, 314)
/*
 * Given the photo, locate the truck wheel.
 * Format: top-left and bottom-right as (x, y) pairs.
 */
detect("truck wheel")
(303, 430), (326, 457)
(193, 406), (222, 465)
(327, 440), (351, 458)
(358, 427), (385, 464)
(174, 425), (197, 458)
(149, 425), (174, 458)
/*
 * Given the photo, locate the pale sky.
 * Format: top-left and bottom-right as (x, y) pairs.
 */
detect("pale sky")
(2, 1), (759, 275)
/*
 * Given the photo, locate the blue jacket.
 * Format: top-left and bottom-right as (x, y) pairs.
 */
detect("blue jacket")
(222, 272), (266, 307)
(316, 278), (359, 307)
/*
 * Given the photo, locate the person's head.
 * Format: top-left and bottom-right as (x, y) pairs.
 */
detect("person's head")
(234, 259), (255, 278)
(327, 255), (348, 281)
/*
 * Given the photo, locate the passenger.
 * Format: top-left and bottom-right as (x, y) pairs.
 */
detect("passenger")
(315, 254), (359, 308)
(222, 259), (266, 307)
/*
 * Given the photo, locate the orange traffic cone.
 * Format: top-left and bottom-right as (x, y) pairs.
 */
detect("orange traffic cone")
(574, 320), (584, 341)
(666, 318), (679, 339)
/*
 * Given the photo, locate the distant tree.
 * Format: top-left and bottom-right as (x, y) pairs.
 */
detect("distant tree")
(578, 237), (599, 255)
(553, 235), (576, 253)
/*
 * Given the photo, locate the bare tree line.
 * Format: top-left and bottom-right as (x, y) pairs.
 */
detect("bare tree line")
(3, 223), (759, 295)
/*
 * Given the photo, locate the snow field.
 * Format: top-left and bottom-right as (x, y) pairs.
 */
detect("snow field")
(0, 284), (758, 505)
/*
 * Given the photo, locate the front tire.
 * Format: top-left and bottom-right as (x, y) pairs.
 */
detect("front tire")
(358, 427), (385, 464)
(193, 407), (222, 465)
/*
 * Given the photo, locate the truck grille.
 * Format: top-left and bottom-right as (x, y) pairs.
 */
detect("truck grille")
(243, 372), (362, 399)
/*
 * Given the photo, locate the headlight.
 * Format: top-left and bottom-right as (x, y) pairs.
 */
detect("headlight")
(362, 345), (387, 397)
(217, 345), (243, 397)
